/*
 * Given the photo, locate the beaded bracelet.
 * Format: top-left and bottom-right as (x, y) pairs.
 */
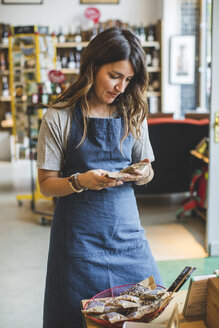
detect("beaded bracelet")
(68, 173), (88, 193)
(74, 172), (88, 191)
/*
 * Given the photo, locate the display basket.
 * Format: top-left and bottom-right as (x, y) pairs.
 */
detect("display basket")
(83, 283), (170, 328)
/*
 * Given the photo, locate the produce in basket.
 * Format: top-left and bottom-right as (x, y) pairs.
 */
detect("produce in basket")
(82, 276), (172, 327)
(82, 267), (197, 327)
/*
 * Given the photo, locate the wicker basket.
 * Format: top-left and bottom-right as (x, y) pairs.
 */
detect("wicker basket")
(83, 284), (170, 328)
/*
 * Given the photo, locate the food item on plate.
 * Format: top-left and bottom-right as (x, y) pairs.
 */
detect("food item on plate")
(122, 284), (167, 300)
(82, 300), (105, 313)
(105, 162), (149, 180)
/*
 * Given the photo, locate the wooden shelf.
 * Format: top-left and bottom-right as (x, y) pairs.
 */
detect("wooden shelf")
(56, 42), (89, 48)
(147, 67), (161, 72)
(56, 41), (160, 49)
(60, 68), (79, 74)
(141, 41), (160, 48)
(0, 43), (9, 49)
(54, 25), (162, 113)
(22, 68), (36, 73)
(1, 118), (13, 128)
(0, 70), (9, 75)
(147, 91), (161, 97)
(190, 150), (209, 164)
(61, 67), (161, 75)
(0, 96), (12, 102)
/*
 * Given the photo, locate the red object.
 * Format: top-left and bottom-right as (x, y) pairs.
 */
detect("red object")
(147, 117), (209, 126)
(84, 7), (100, 24)
(176, 166), (208, 219)
(48, 70), (66, 83)
(83, 284), (167, 328)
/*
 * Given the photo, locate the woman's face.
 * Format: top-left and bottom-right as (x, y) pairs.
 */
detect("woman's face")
(92, 60), (134, 105)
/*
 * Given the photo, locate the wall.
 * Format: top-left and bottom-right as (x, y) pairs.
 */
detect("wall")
(162, 0), (181, 116)
(0, 0), (184, 115)
(207, 0), (219, 256)
(0, 0), (162, 34)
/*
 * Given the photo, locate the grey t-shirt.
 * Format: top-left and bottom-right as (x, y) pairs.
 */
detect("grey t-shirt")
(37, 107), (154, 172)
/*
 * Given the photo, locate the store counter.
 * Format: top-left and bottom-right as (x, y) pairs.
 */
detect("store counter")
(81, 290), (206, 328)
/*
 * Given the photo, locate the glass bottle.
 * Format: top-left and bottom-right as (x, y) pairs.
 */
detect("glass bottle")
(2, 76), (9, 97)
(0, 52), (6, 71)
(58, 27), (65, 43)
(146, 53), (152, 67)
(133, 25), (140, 39)
(56, 55), (62, 70)
(147, 25), (155, 41)
(61, 53), (68, 69)
(74, 25), (82, 43)
(90, 24), (98, 40)
(75, 50), (81, 69)
(2, 30), (9, 45)
(139, 23), (146, 43)
(152, 49), (159, 67)
(68, 51), (76, 70)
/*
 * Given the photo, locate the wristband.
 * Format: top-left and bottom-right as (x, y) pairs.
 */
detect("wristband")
(74, 172), (88, 191)
(68, 173), (88, 193)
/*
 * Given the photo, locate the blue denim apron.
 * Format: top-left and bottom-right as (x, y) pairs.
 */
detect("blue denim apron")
(43, 106), (163, 328)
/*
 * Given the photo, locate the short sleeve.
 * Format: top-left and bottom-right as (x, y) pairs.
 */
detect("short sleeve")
(132, 119), (155, 163)
(37, 108), (72, 171)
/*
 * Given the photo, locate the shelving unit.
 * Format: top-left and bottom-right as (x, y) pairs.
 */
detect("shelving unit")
(1, 27), (55, 219)
(0, 43), (12, 132)
(1, 21), (163, 150)
(0, 95), (11, 101)
(55, 21), (162, 113)
(9, 29), (55, 160)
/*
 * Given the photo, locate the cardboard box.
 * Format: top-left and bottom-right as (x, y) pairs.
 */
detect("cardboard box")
(183, 274), (216, 317)
(206, 277), (219, 328)
(123, 323), (165, 328)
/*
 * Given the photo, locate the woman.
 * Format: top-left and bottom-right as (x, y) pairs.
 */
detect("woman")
(37, 27), (163, 328)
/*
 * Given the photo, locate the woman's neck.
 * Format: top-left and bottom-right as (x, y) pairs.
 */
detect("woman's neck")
(88, 100), (116, 118)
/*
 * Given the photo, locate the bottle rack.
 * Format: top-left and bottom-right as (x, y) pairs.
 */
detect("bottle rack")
(2, 27), (56, 219)
(0, 42), (12, 129)
(9, 29), (56, 160)
(55, 20), (162, 113)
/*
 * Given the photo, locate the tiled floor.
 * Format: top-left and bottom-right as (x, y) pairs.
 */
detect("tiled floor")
(0, 160), (217, 328)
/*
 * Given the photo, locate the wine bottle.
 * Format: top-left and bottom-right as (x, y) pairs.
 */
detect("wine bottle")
(74, 25), (82, 43)
(56, 55), (62, 70)
(149, 96), (159, 114)
(75, 50), (81, 69)
(146, 53), (152, 67)
(152, 49), (159, 67)
(90, 24), (98, 40)
(58, 27), (65, 43)
(147, 24), (155, 41)
(55, 83), (62, 94)
(2, 30), (9, 45)
(133, 25), (140, 39)
(0, 52), (6, 71)
(139, 23), (146, 43)
(61, 53), (68, 69)
(2, 76), (9, 97)
(68, 51), (76, 70)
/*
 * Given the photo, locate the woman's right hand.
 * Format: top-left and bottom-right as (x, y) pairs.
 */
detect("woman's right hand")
(77, 169), (123, 190)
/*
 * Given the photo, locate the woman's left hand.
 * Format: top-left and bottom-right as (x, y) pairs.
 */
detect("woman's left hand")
(121, 159), (154, 184)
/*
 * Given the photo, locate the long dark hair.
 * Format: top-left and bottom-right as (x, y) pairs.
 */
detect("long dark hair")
(53, 27), (149, 146)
